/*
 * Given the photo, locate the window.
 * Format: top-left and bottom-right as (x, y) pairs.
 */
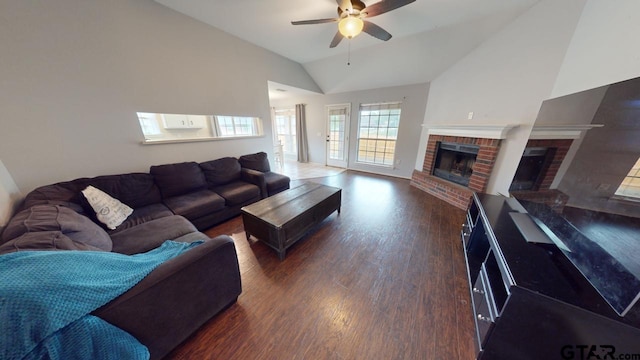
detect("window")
(614, 157), (640, 200)
(137, 112), (162, 138)
(214, 116), (260, 137)
(356, 102), (402, 166)
(135, 112), (262, 144)
(274, 108), (297, 156)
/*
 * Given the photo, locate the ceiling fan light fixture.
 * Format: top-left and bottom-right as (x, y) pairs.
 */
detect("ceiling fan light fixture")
(338, 16), (363, 38)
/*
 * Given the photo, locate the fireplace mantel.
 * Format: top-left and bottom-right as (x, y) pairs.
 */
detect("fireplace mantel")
(424, 124), (519, 139)
(529, 124), (604, 139)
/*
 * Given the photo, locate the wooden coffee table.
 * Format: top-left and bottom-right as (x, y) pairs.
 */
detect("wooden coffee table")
(241, 183), (342, 260)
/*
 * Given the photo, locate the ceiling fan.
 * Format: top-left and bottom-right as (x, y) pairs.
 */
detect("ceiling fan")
(292, 0), (416, 48)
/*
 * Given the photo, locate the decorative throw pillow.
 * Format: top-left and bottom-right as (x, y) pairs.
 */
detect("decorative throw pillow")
(81, 186), (133, 230)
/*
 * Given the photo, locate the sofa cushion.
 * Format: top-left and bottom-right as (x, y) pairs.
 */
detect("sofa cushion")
(82, 185), (134, 230)
(264, 172), (291, 195)
(0, 231), (104, 255)
(82, 173), (162, 209)
(239, 152), (271, 172)
(172, 231), (212, 244)
(21, 181), (86, 212)
(163, 189), (225, 220)
(1, 205), (112, 251)
(108, 203), (173, 235)
(150, 162), (207, 198)
(110, 215), (198, 255)
(211, 182), (261, 206)
(199, 158), (242, 186)
(22, 173), (162, 213)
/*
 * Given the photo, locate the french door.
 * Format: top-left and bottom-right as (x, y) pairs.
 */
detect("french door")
(326, 104), (350, 168)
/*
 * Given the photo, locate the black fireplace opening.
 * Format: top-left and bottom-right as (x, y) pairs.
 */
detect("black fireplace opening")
(509, 147), (554, 191)
(432, 142), (479, 187)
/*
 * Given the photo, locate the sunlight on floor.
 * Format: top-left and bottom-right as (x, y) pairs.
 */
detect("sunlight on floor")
(275, 159), (346, 180)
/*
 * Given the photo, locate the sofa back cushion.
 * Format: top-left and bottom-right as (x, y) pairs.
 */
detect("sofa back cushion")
(199, 157), (242, 186)
(21, 181), (86, 212)
(239, 152), (271, 173)
(81, 173), (162, 209)
(150, 162), (207, 198)
(21, 173), (162, 212)
(1, 205), (112, 251)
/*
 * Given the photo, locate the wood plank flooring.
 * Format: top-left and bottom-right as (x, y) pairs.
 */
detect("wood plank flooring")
(166, 171), (476, 360)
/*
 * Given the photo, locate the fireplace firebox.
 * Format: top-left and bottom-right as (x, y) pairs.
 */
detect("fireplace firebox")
(432, 142), (479, 187)
(509, 147), (554, 191)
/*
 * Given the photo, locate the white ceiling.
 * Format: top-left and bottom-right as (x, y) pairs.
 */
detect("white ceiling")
(154, 0), (540, 94)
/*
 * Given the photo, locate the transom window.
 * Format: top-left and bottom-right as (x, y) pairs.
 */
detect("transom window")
(614, 157), (640, 200)
(356, 102), (402, 166)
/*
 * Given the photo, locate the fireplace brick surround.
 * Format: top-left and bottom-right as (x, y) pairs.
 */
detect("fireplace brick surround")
(411, 135), (502, 210)
(412, 134), (574, 211)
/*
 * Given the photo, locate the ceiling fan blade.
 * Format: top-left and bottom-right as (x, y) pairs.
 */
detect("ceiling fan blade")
(336, 0), (353, 13)
(362, 0), (416, 18)
(362, 21), (392, 41)
(291, 18), (339, 25)
(329, 31), (344, 48)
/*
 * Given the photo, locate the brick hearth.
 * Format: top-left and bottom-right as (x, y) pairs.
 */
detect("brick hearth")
(411, 135), (501, 210)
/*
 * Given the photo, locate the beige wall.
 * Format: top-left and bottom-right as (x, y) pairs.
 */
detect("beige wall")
(415, 0), (587, 195)
(551, 0), (640, 98)
(0, 0), (320, 195)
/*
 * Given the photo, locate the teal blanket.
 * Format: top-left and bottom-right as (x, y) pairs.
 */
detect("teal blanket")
(0, 240), (203, 360)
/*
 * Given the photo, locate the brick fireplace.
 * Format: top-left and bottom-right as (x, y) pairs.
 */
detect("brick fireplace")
(411, 124), (518, 210)
(411, 124), (602, 211)
(411, 129), (505, 210)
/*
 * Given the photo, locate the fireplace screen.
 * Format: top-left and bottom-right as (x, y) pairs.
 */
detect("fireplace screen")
(432, 142), (479, 187)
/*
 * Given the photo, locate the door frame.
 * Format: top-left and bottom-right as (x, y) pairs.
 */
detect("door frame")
(325, 103), (351, 168)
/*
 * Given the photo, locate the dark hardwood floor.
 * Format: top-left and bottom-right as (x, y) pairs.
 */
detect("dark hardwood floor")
(166, 171), (476, 360)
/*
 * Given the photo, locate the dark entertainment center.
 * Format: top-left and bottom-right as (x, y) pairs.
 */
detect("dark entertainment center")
(462, 193), (640, 359)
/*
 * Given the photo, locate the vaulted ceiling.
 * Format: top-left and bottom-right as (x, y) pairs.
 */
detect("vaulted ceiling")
(154, 0), (540, 94)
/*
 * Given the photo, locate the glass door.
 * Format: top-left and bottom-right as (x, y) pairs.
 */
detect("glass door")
(326, 104), (350, 168)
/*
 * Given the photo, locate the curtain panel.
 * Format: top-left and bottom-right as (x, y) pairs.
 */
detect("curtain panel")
(295, 104), (309, 163)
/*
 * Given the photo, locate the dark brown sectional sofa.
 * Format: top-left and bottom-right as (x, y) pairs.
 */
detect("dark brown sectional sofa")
(0, 152), (289, 359)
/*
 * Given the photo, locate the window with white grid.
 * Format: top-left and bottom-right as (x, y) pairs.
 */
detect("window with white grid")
(274, 108), (297, 156)
(614, 157), (640, 200)
(214, 116), (259, 137)
(356, 102), (402, 167)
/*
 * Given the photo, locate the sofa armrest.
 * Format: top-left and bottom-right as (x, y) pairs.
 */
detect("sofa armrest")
(93, 235), (242, 360)
(241, 168), (267, 198)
